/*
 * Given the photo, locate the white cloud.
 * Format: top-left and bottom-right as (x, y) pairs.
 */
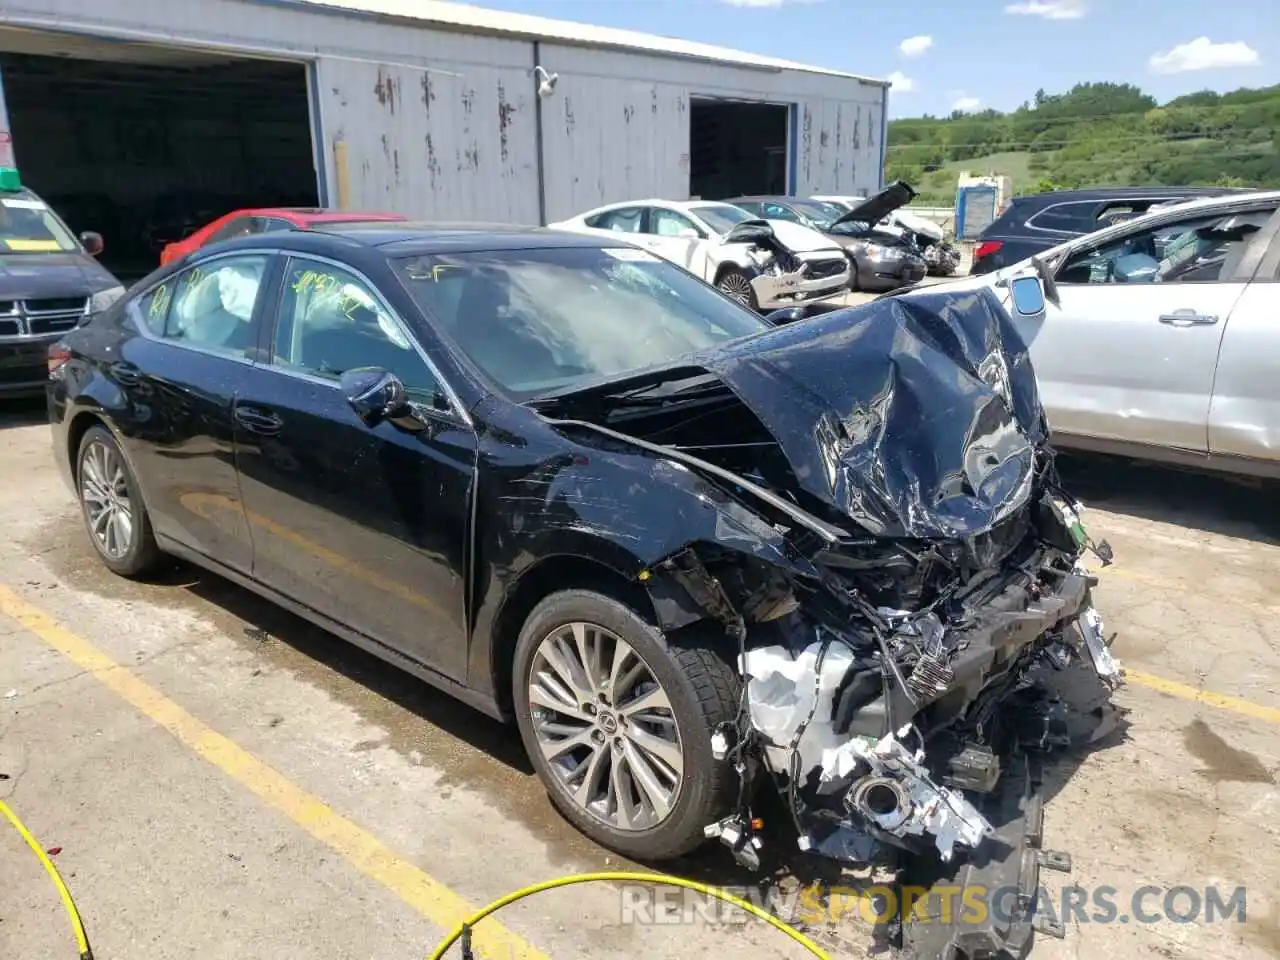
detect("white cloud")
(886, 71), (915, 93)
(898, 35), (933, 57)
(720, 0), (817, 6)
(1148, 37), (1260, 74)
(1004, 0), (1087, 20)
(952, 95), (982, 112)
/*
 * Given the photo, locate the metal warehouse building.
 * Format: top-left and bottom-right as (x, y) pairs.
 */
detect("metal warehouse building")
(0, 0), (888, 277)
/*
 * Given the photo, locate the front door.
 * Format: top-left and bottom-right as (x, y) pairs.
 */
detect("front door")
(111, 251), (277, 572)
(232, 254), (476, 680)
(1022, 211), (1257, 453)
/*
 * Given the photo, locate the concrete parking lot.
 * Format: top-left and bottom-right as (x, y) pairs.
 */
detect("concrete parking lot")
(2, 379), (1278, 959)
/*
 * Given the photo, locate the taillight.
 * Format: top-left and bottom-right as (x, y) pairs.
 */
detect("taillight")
(47, 344), (71, 375)
(974, 240), (1003, 261)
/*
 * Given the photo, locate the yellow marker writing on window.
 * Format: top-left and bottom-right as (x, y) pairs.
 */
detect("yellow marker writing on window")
(5, 239), (61, 252)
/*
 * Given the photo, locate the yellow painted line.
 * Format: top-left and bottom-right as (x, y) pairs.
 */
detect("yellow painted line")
(0, 583), (548, 960)
(1124, 668), (1280, 724)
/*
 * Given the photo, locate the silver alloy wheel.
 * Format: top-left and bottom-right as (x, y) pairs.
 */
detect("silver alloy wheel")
(80, 440), (134, 561)
(718, 272), (754, 306)
(528, 621), (684, 832)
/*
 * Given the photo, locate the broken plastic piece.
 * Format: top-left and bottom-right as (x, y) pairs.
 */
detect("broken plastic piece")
(704, 814), (764, 870)
(740, 634), (857, 775)
(710, 730), (730, 761)
(1076, 605), (1122, 688)
(830, 726), (993, 862)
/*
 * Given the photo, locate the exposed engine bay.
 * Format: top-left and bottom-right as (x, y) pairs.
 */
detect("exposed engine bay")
(534, 288), (1120, 890)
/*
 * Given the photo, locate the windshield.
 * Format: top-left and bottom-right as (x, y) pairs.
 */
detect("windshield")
(786, 199), (847, 229)
(687, 203), (754, 235)
(396, 246), (770, 399)
(0, 193), (80, 253)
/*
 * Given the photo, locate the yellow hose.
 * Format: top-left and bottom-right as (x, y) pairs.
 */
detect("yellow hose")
(426, 870), (831, 960)
(0, 798), (93, 959)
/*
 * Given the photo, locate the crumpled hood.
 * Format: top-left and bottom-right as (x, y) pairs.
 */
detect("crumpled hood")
(761, 219), (841, 253)
(699, 287), (1047, 539)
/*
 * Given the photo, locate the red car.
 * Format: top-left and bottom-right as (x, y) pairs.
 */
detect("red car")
(159, 207), (407, 265)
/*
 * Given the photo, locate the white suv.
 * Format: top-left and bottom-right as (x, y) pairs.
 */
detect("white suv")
(550, 199), (850, 312)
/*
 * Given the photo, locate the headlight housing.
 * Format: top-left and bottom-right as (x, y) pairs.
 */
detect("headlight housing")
(87, 285), (127, 316)
(868, 245), (905, 260)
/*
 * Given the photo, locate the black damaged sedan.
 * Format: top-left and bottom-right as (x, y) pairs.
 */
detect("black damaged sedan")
(48, 224), (1119, 912)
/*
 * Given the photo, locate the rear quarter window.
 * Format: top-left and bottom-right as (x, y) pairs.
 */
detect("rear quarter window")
(1025, 201), (1099, 234)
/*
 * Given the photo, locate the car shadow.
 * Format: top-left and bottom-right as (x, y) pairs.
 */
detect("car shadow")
(0, 397), (47, 430)
(144, 560), (535, 777)
(1056, 450), (1279, 545)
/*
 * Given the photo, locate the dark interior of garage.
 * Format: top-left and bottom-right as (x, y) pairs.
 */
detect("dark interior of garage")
(0, 36), (317, 281)
(689, 99), (788, 201)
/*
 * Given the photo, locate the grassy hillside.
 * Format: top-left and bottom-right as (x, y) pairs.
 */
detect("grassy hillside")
(888, 82), (1280, 206)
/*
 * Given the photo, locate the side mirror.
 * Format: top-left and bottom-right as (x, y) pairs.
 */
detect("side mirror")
(80, 231), (104, 257)
(341, 367), (410, 427)
(765, 306), (808, 325)
(677, 227), (701, 239)
(1010, 276), (1047, 317)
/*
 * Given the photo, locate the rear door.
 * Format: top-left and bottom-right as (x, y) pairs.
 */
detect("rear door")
(232, 252), (476, 680)
(112, 250), (278, 571)
(1024, 205), (1274, 453)
(1207, 208), (1280, 464)
(643, 207), (707, 273)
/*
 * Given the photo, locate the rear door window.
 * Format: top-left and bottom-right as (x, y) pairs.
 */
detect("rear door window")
(133, 254), (270, 355)
(584, 207), (645, 233)
(1025, 201), (1099, 234)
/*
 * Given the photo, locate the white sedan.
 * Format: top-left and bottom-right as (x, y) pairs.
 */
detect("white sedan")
(549, 199), (850, 312)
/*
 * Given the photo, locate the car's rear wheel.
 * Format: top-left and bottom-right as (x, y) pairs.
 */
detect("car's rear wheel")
(716, 268), (759, 311)
(76, 425), (162, 577)
(513, 590), (739, 861)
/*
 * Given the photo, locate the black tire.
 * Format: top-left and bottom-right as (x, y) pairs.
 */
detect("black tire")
(512, 589), (740, 861)
(76, 425), (162, 577)
(716, 267), (760, 312)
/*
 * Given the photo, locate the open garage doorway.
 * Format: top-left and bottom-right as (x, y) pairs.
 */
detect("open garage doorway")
(0, 29), (319, 281)
(689, 98), (789, 201)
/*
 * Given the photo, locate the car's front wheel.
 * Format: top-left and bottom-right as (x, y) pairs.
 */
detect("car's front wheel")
(76, 425), (162, 577)
(716, 268), (760, 311)
(513, 590), (740, 861)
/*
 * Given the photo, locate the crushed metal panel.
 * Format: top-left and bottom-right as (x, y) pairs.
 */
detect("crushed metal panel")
(314, 54), (540, 222)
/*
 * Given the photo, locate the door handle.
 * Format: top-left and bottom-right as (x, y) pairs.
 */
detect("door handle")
(1159, 309), (1218, 326)
(109, 361), (141, 385)
(234, 406), (283, 436)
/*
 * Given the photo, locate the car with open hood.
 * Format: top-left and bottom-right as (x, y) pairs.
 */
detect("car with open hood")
(0, 169), (125, 397)
(814, 190), (962, 277)
(549, 199), (850, 310)
(48, 223), (1119, 958)
(730, 186), (931, 290)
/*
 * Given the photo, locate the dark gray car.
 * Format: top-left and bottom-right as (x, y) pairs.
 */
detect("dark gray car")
(729, 188), (927, 291)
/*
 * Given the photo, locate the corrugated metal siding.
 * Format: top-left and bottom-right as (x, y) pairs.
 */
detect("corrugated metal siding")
(0, 0), (888, 220)
(539, 44), (883, 220)
(316, 55), (540, 221)
(538, 73), (690, 221)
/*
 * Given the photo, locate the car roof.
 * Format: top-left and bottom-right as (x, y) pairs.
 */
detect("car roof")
(1012, 185), (1254, 208)
(216, 221), (641, 256)
(229, 207), (406, 223)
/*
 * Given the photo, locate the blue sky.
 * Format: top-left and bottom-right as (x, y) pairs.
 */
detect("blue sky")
(468, 0), (1279, 117)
